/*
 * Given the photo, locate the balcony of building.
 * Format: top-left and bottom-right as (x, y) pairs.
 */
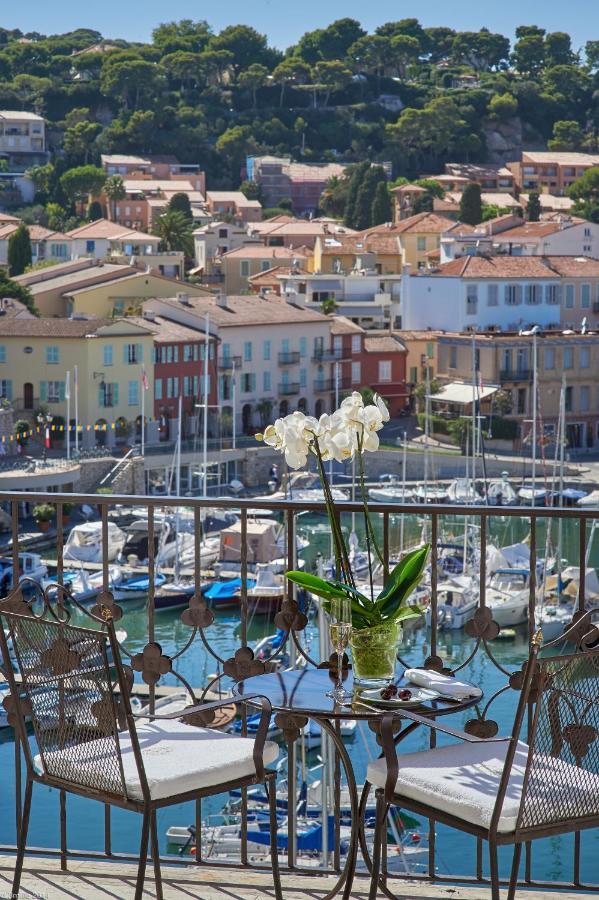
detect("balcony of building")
(278, 351), (301, 365)
(499, 369), (532, 383)
(312, 348), (346, 362)
(218, 355), (242, 370)
(0, 491), (598, 900)
(278, 381), (300, 395)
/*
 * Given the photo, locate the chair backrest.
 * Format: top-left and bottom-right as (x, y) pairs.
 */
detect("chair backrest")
(512, 614), (599, 833)
(0, 591), (132, 800)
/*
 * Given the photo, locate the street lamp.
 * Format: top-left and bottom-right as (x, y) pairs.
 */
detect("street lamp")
(37, 412), (53, 463)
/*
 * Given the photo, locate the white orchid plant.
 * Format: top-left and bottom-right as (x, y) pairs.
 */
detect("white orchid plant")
(256, 392), (428, 630)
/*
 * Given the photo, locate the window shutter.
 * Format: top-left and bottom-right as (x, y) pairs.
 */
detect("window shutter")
(252, 373), (257, 392)
(98, 386), (104, 407)
(40, 381), (47, 402)
(113, 383), (119, 406)
(137, 343), (144, 363)
(123, 344), (128, 364)
(59, 382), (66, 402)
(515, 284), (522, 304)
(5, 380), (12, 401)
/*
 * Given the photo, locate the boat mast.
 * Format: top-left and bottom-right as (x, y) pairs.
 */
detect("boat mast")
(423, 366), (430, 500)
(203, 314), (210, 498)
(471, 329), (477, 490)
(400, 430), (407, 552)
(531, 329), (538, 494)
(175, 393), (182, 582)
(556, 375), (566, 600)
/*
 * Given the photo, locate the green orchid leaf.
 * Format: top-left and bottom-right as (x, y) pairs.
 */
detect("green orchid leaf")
(329, 580), (371, 607)
(285, 571), (347, 602)
(375, 545), (430, 619)
(383, 604), (425, 623)
(322, 598), (371, 630)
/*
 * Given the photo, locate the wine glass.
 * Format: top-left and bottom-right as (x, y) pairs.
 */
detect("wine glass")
(327, 596), (352, 702)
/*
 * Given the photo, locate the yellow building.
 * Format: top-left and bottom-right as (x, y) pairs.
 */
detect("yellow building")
(313, 233), (402, 275)
(0, 317), (155, 446)
(220, 245), (313, 294)
(15, 260), (212, 318)
(395, 331), (442, 392)
(390, 213), (457, 270)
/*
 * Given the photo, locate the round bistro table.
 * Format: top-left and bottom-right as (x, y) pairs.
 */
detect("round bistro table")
(235, 667), (481, 899)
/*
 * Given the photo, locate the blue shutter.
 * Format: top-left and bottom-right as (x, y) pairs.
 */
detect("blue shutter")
(123, 344), (128, 364)
(40, 381), (47, 402)
(5, 380), (12, 401)
(113, 383), (119, 406)
(252, 373), (257, 392)
(137, 343), (144, 363)
(59, 382), (66, 402)
(155, 379), (162, 400)
(98, 386), (104, 407)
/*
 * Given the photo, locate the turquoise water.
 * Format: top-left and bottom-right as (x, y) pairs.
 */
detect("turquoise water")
(1, 509), (598, 885)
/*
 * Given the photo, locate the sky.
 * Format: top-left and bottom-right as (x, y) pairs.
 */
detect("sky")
(7, 1), (599, 51)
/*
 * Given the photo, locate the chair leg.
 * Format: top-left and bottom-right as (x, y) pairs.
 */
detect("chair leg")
(267, 778), (283, 900)
(150, 811), (163, 900)
(507, 843), (522, 900)
(368, 789), (386, 900)
(12, 777), (33, 897)
(489, 838), (500, 900)
(135, 811), (150, 900)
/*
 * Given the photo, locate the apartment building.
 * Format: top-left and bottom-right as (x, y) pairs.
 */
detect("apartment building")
(101, 155), (204, 186)
(507, 152), (599, 195)
(65, 219), (184, 278)
(0, 111), (45, 155)
(437, 331), (599, 450)
(313, 231), (402, 275)
(247, 156), (347, 215)
(205, 192), (262, 225)
(192, 221), (259, 277)
(221, 245), (312, 294)
(142, 293), (331, 435)
(0, 223), (71, 270)
(404, 255), (599, 332)
(278, 270), (401, 327)
(255, 218), (355, 249)
(0, 317), (154, 447)
(444, 163), (516, 194)
(439, 217), (599, 262)
(396, 331), (442, 394)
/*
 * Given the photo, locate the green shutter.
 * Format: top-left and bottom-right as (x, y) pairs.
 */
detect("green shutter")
(40, 381), (47, 402)
(113, 383), (119, 406)
(59, 382), (66, 402)
(5, 380), (12, 401)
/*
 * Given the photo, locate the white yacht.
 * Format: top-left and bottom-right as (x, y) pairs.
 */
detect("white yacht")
(446, 478), (483, 505)
(518, 485), (548, 506)
(413, 484), (448, 503)
(487, 474), (518, 506)
(424, 576), (478, 630)
(485, 568), (529, 627)
(369, 485), (414, 503)
(64, 522), (126, 563)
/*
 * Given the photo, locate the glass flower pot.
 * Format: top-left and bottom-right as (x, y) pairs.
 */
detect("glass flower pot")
(349, 619), (402, 688)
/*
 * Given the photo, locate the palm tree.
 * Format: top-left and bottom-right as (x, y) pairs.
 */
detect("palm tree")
(153, 209), (194, 257)
(104, 175), (126, 221)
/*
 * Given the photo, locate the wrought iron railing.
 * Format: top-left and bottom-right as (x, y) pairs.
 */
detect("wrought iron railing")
(0, 489), (598, 894)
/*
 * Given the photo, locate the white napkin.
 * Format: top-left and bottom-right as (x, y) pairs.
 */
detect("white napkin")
(404, 668), (481, 700)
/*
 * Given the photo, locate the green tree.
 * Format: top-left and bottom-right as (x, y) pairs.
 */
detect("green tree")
(104, 174), (126, 221)
(526, 191), (541, 221)
(297, 18), (366, 63)
(210, 25), (273, 72)
(353, 165), (387, 230)
(60, 165), (106, 205)
(272, 57), (311, 106)
(548, 119), (584, 151)
(544, 32), (576, 68)
(87, 200), (104, 221)
(63, 120), (101, 164)
(343, 161), (370, 228)
(168, 191), (193, 221)
(424, 27), (456, 62)
(585, 40), (599, 72)
(162, 50), (203, 91)
(487, 93), (518, 121)
(312, 60), (352, 106)
(100, 57), (165, 109)
(0, 267), (37, 315)
(7, 224), (32, 276)
(451, 29), (510, 71)
(389, 35), (421, 79)
(237, 63), (269, 109)
(153, 209), (194, 256)
(371, 180), (392, 225)
(512, 34), (545, 75)
(568, 166), (599, 222)
(459, 183), (483, 226)
(25, 162), (55, 200)
(152, 19), (212, 54)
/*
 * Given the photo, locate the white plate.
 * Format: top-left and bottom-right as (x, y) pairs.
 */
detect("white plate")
(358, 686), (441, 708)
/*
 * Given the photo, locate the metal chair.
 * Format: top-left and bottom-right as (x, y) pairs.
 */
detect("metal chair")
(0, 588), (283, 900)
(367, 613), (599, 900)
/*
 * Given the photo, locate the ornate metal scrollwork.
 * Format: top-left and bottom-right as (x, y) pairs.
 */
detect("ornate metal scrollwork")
(131, 642), (172, 685)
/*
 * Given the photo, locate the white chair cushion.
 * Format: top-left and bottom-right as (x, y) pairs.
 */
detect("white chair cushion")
(367, 739), (599, 833)
(35, 719), (279, 801)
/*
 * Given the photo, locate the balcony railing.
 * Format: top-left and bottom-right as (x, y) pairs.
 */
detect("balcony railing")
(218, 355), (242, 370)
(314, 377), (352, 392)
(0, 489), (598, 895)
(500, 369), (532, 382)
(312, 348), (345, 362)
(278, 351), (301, 365)
(278, 382), (300, 395)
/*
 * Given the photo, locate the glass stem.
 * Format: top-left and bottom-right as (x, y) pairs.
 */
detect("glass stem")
(337, 648), (343, 692)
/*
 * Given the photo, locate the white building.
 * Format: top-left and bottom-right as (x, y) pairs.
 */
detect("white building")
(441, 217), (599, 263)
(404, 256), (568, 332)
(192, 221), (258, 275)
(143, 293), (332, 434)
(277, 271), (402, 327)
(0, 111), (45, 155)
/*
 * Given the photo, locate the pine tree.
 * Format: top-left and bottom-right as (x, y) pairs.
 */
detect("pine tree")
(87, 200), (104, 221)
(459, 183), (483, 226)
(168, 192), (193, 222)
(343, 161), (370, 228)
(527, 191), (541, 222)
(353, 166), (388, 230)
(371, 181), (392, 225)
(7, 224), (32, 277)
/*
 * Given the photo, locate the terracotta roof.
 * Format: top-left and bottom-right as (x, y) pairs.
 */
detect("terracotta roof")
(494, 222), (565, 240)
(222, 245), (310, 260)
(519, 194), (574, 211)
(330, 316), (364, 335)
(366, 213), (456, 235)
(395, 330), (444, 340)
(520, 151), (599, 165)
(123, 179), (198, 195)
(0, 317), (150, 338)
(127, 315), (209, 343)
(419, 255), (599, 279)
(445, 163), (513, 179)
(21, 264), (138, 296)
(0, 223), (70, 242)
(364, 335), (406, 353)
(66, 219), (159, 241)
(146, 295), (329, 328)
(207, 191), (261, 208)
(62, 270), (210, 298)
(0, 299), (35, 319)
(248, 265), (308, 285)
(318, 233), (401, 255)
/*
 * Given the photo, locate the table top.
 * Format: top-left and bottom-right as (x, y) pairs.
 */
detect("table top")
(235, 667), (481, 720)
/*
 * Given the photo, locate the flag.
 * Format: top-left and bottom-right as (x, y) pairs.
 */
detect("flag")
(73, 365), (78, 391)
(141, 365), (149, 391)
(65, 371), (70, 400)
(45, 427), (51, 449)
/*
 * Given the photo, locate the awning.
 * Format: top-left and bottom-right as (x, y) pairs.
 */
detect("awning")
(429, 382), (500, 405)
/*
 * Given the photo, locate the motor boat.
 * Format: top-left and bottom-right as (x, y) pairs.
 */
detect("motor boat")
(424, 576), (478, 630)
(45, 565), (123, 605)
(486, 473), (518, 506)
(112, 572), (167, 601)
(485, 568), (529, 627)
(518, 485), (548, 506)
(245, 564), (286, 615)
(120, 519), (219, 570)
(154, 580), (196, 612)
(0, 553), (48, 593)
(446, 478), (483, 505)
(413, 484), (448, 503)
(578, 490), (599, 508)
(551, 488), (588, 507)
(64, 522), (126, 563)
(369, 483), (414, 503)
